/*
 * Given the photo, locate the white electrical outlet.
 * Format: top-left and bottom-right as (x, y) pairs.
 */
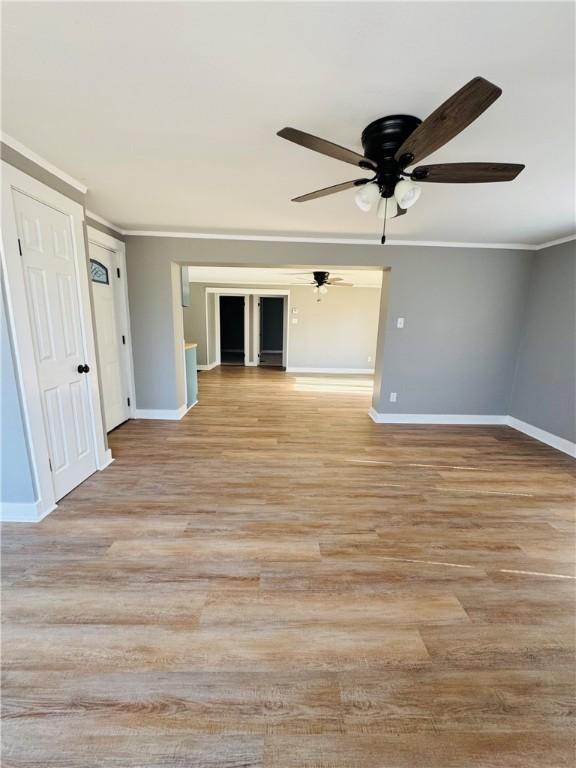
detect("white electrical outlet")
(367, 356), (372, 363)
(396, 317), (405, 329)
(291, 317), (298, 325)
(389, 392), (397, 403)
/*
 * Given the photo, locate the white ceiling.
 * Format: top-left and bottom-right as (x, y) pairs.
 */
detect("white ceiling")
(2, 2), (575, 245)
(187, 266), (383, 287)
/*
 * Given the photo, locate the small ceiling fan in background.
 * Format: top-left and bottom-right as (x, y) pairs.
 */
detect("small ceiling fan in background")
(287, 270), (353, 301)
(277, 76), (525, 243)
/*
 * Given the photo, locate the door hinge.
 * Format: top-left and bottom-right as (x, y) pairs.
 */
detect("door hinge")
(17, 238), (22, 256)
(127, 397), (131, 406)
(122, 335), (126, 345)
(117, 267), (121, 278)
(48, 457), (52, 471)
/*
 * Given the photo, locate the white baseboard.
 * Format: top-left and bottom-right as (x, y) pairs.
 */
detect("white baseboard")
(0, 499), (56, 523)
(134, 407), (185, 420)
(197, 362), (219, 371)
(505, 416), (576, 458)
(134, 401), (197, 420)
(367, 408), (576, 458)
(287, 367), (375, 374)
(245, 361), (259, 367)
(368, 408), (505, 425)
(98, 449), (114, 470)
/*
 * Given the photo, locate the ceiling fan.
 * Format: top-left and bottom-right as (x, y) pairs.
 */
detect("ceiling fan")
(292, 270), (353, 301)
(277, 76), (525, 243)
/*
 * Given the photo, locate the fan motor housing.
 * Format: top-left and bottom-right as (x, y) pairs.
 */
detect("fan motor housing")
(362, 115), (421, 196)
(361, 114), (421, 164)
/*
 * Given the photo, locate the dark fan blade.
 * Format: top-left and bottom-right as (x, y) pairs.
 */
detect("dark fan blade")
(278, 127), (377, 170)
(393, 206), (407, 218)
(395, 77), (502, 166)
(411, 162), (525, 183)
(292, 178), (371, 203)
(328, 281), (354, 286)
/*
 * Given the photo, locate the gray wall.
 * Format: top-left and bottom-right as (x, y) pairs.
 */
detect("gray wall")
(1, 281), (36, 503)
(377, 247), (533, 415)
(125, 236), (534, 417)
(183, 283), (210, 365)
(183, 281), (382, 369)
(509, 240), (576, 441)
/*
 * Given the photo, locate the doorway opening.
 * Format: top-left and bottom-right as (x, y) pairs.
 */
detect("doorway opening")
(258, 296), (286, 369)
(219, 295), (245, 365)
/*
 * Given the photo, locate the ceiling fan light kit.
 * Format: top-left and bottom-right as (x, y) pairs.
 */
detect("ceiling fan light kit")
(354, 182), (380, 212)
(277, 76), (525, 244)
(377, 196), (399, 220)
(394, 179), (422, 209)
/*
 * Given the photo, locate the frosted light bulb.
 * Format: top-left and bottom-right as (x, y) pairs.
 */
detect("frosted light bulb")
(394, 179), (421, 209)
(354, 182), (380, 212)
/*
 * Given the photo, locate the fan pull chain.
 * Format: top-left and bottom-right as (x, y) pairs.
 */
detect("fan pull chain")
(381, 196), (388, 244)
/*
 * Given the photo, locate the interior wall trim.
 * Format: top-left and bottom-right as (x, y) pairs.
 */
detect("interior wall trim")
(122, 230), (539, 250)
(368, 409), (576, 458)
(505, 416), (576, 458)
(0, 499), (56, 523)
(289, 367), (375, 374)
(120, 230), (576, 251)
(134, 402), (194, 420)
(1, 133), (88, 194)
(368, 409), (506, 425)
(86, 209), (122, 232)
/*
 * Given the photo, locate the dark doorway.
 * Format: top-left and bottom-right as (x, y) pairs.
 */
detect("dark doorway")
(259, 296), (285, 368)
(219, 296), (245, 365)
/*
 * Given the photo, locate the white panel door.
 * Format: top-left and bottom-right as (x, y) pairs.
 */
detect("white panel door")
(89, 243), (129, 431)
(14, 190), (97, 500)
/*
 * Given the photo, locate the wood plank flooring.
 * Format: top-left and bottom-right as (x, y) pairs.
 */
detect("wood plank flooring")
(2, 366), (575, 767)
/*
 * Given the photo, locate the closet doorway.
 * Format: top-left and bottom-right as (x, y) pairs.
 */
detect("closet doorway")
(219, 295), (246, 365)
(258, 296), (285, 368)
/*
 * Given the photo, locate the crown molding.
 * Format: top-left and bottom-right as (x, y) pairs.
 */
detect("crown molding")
(119, 229), (576, 250)
(85, 209), (123, 232)
(1, 133), (88, 194)
(533, 233), (576, 251)
(121, 230), (542, 250)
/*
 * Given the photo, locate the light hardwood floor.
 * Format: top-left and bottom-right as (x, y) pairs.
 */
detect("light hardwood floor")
(2, 367), (575, 767)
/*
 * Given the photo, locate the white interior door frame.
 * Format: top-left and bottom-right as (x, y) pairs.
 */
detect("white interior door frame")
(252, 291), (290, 368)
(209, 289), (251, 366)
(205, 287), (290, 367)
(1, 162), (110, 518)
(87, 226), (135, 422)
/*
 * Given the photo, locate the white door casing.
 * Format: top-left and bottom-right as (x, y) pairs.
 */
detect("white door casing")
(89, 242), (129, 431)
(1, 162), (110, 517)
(13, 190), (97, 499)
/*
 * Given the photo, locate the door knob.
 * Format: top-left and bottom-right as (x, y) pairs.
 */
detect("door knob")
(77, 364), (90, 374)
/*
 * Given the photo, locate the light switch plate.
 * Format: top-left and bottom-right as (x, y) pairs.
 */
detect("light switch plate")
(397, 317), (405, 329)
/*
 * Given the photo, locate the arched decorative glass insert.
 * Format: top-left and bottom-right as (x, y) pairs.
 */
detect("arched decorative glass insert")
(90, 259), (109, 285)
